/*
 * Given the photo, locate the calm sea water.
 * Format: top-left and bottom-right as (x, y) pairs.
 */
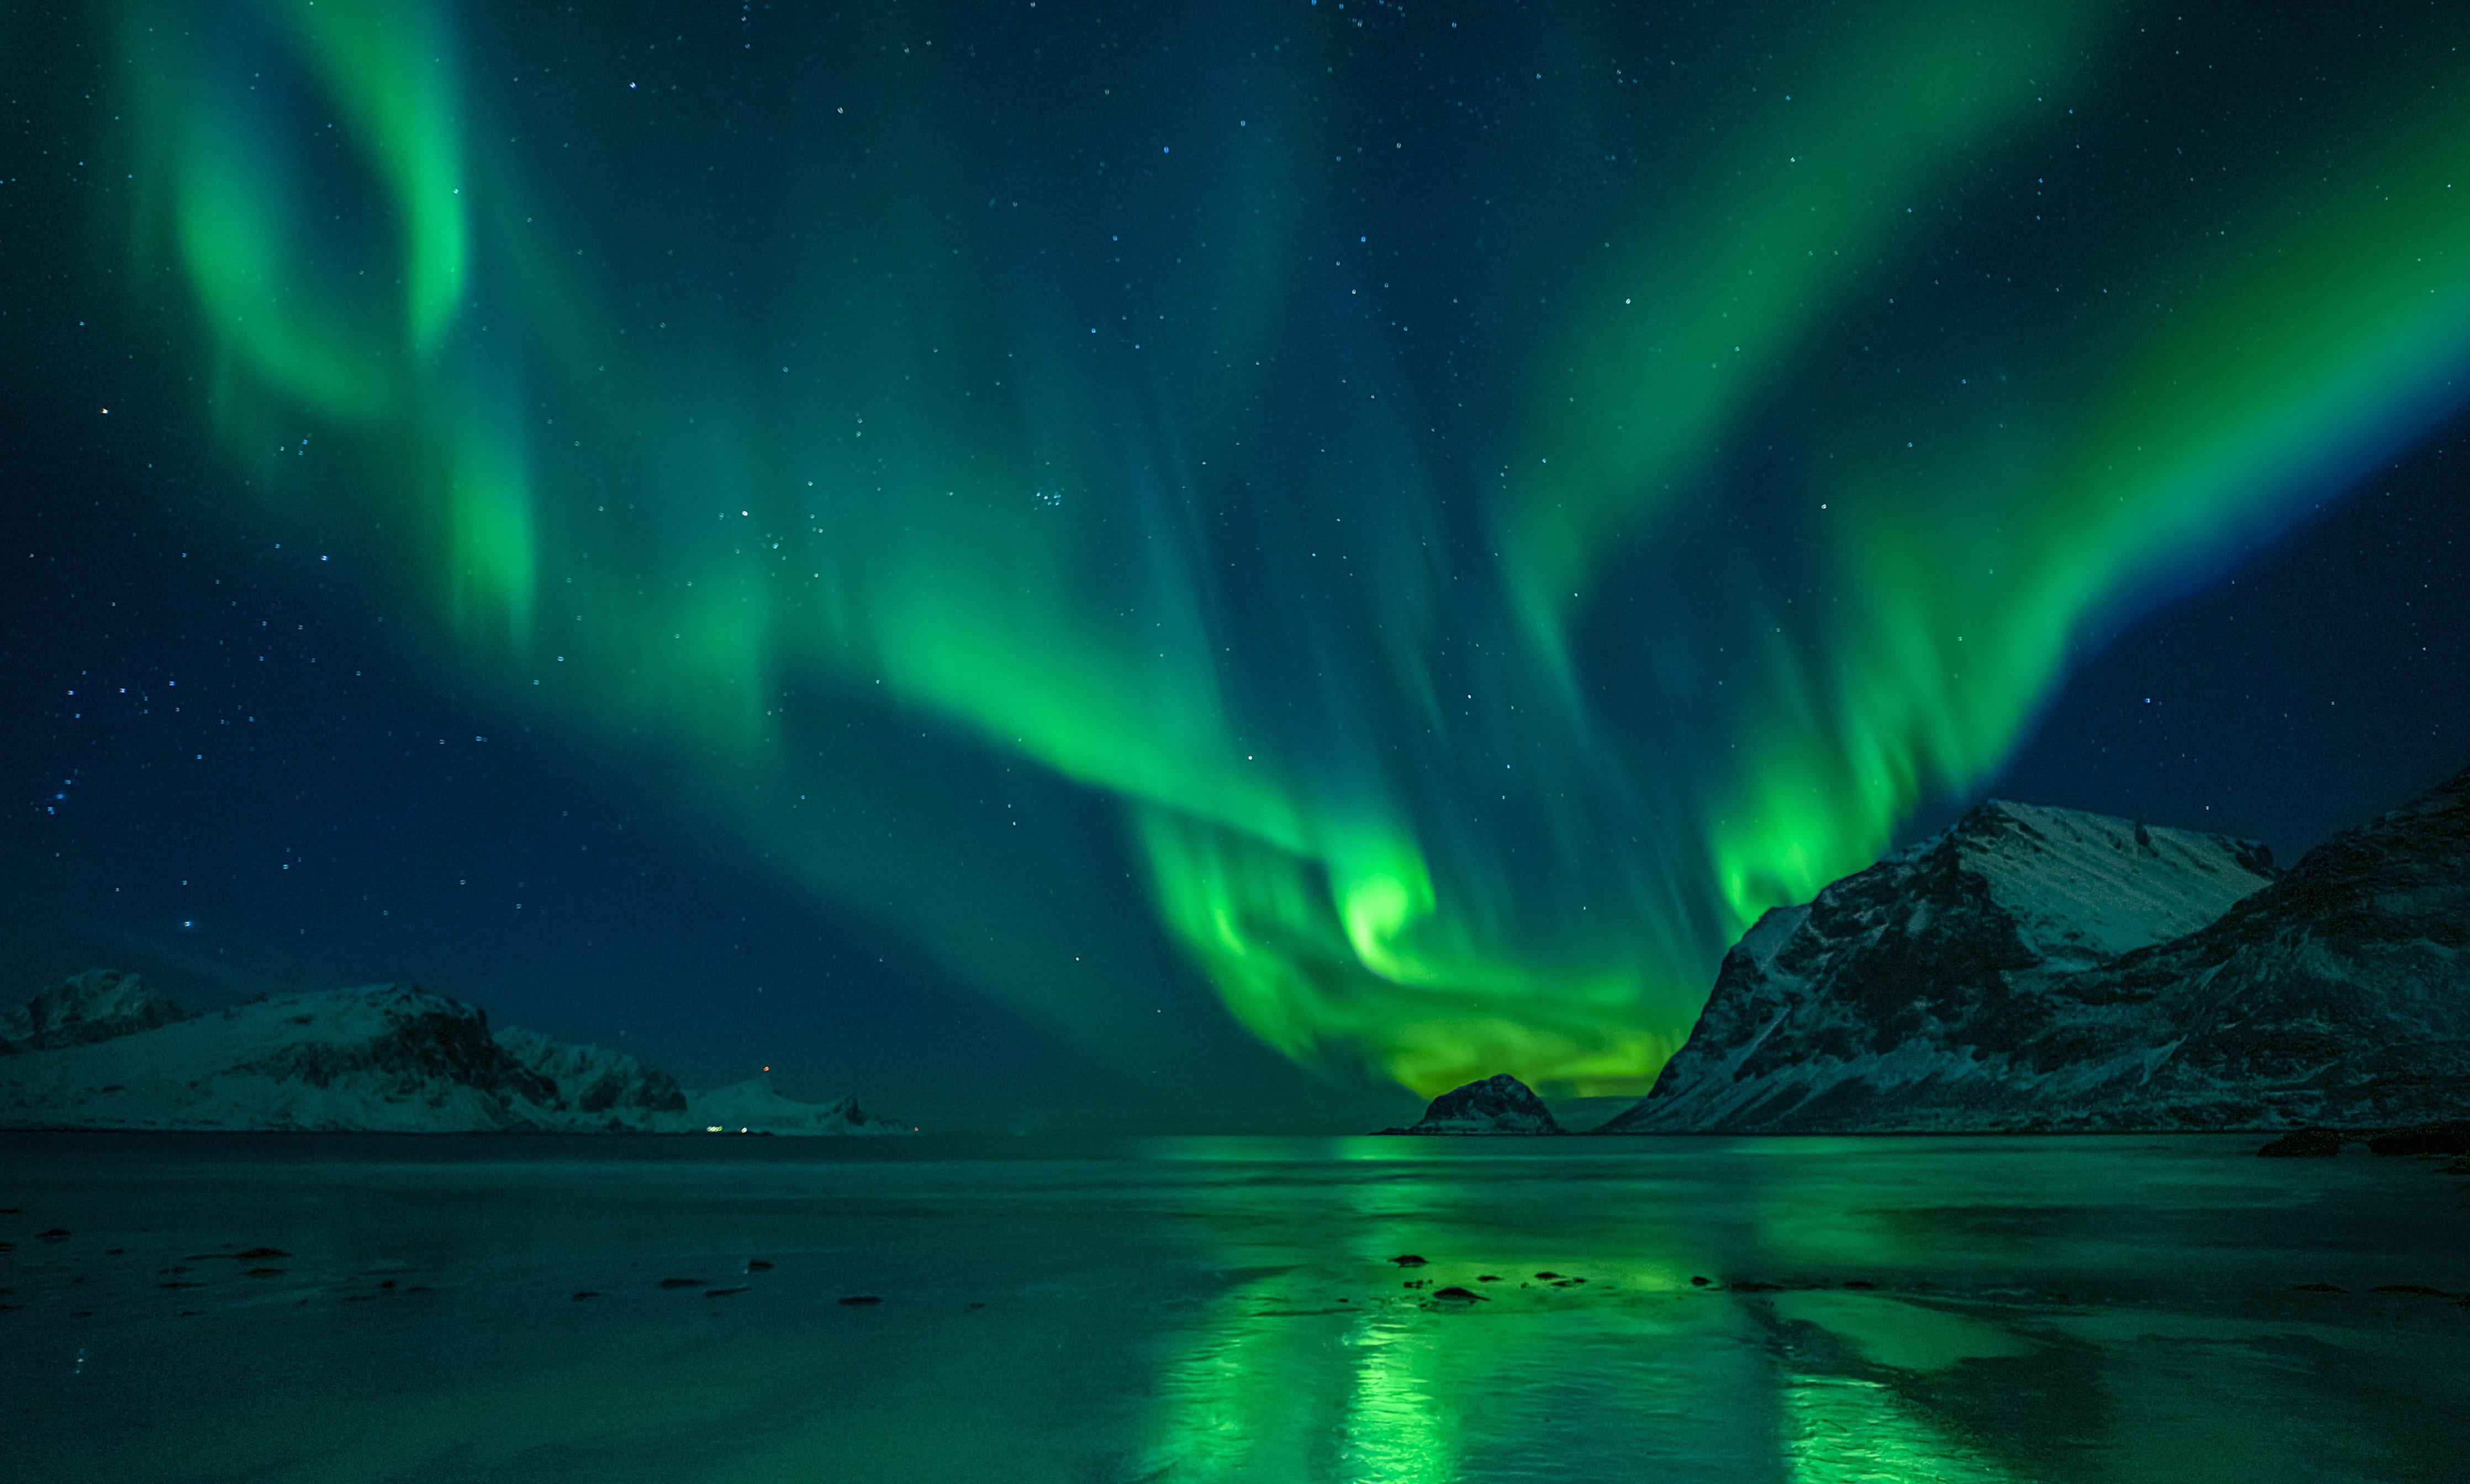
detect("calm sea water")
(1, 1133), (2463, 1482)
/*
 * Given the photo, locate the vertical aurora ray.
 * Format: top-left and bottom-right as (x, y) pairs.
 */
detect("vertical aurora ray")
(98, 0), (2470, 1094)
(1502, 0), (2126, 648)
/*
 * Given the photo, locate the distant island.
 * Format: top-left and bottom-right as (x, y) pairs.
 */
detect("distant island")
(1385, 765), (2467, 1136)
(0, 972), (909, 1135)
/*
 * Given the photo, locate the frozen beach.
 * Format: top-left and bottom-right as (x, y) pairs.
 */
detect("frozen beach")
(3, 1133), (2464, 1483)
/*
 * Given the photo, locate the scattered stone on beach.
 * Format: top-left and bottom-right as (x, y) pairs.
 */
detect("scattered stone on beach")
(1403, 1279), (1428, 1288)
(38, 1228), (70, 1242)
(244, 1268), (283, 1278)
(159, 1281), (202, 1290)
(379, 1281), (395, 1290)
(1390, 1254), (1428, 1267)
(2368, 1284), (2457, 1297)
(705, 1286), (747, 1297)
(571, 1291), (601, 1301)
(235, 1248), (291, 1260)
(1690, 1275), (1710, 1286)
(746, 1259), (774, 1272)
(1430, 1287), (1486, 1302)
(2292, 1282), (2346, 1292)
(2367, 1122), (2470, 1157)
(2258, 1128), (2345, 1158)
(1842, 1280), (1877, 1290)
(1476, 1275), (1502, 1282)
(656, 1277), (705, 1290)
(1534, 1271), (1561, 1280)
(838, 1295), (882, 1306)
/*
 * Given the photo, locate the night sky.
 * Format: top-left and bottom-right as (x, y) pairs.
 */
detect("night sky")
(4, 1), (2466, 1131)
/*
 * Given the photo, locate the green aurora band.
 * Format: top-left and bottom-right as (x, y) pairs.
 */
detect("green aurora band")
(99, 0), (2470, 1094)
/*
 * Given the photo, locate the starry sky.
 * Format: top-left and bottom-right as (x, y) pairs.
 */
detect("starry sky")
(3, 0), (2467, 1131)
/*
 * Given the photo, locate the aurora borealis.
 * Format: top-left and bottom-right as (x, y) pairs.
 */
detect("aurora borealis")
(27, 0), (2470, 1100)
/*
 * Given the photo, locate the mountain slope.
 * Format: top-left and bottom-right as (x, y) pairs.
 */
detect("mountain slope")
(1601, 794), (2319, 1132)
(0, 975), (907, 1134)
(2051, 767), (2470, 1127)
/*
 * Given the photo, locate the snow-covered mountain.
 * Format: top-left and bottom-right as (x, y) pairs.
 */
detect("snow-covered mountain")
(1602, 773), (2470, 1132)
(1378, 1073), (1564, 1134)
(0, 973), (910, 1135)
(1, 968), (192, 1051)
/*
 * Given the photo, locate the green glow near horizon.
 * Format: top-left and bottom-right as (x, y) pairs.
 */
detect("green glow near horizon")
(109, 0), (2470, 1095)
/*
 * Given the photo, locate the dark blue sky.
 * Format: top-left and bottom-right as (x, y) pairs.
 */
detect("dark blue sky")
(4, 0), (2467, 1129)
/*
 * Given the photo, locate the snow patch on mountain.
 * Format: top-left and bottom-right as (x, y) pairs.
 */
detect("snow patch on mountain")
(1956, 800), (2277, 966)
(686, 1074), (906, 1134)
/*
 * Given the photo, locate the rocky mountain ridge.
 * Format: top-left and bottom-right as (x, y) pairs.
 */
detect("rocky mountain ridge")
(0, 972), (907, 1135)
(1603, 770), (2468, 1133)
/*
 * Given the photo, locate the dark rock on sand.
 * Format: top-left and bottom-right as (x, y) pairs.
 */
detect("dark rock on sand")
(1431, 1287), (1486, 1302)
(2367, 1121), (2470, 1156)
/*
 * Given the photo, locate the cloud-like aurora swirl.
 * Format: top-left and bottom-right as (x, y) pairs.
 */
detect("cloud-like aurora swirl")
(103, 0), (2470, 1094)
